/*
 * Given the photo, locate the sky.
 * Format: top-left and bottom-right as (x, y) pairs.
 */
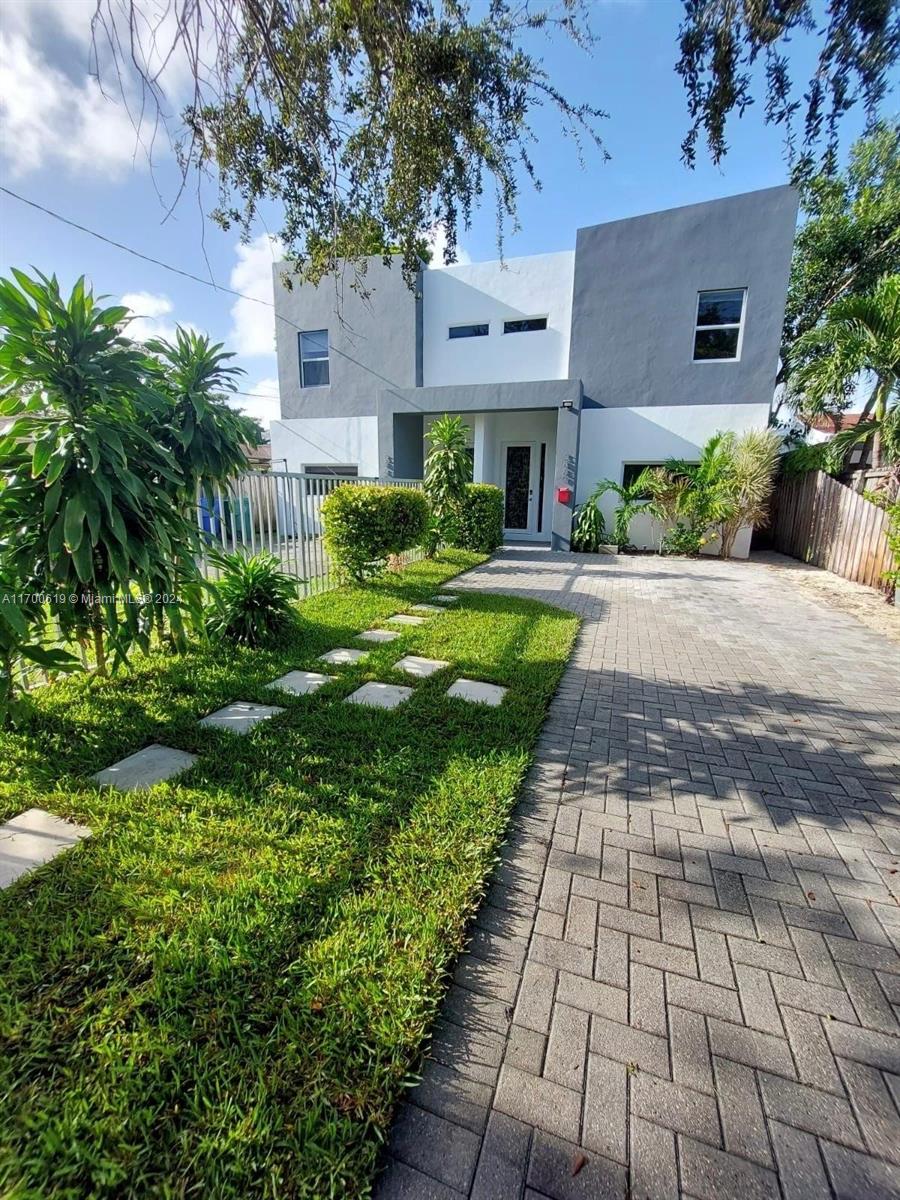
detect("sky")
(0, 0), (878, 430)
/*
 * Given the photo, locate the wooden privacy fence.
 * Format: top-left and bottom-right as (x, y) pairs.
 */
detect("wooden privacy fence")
(771, 470), (895, 590)
(195, 471), (424, 596)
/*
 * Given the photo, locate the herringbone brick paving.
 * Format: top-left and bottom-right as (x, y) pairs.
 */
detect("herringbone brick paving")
(376, 549), (900, 1200)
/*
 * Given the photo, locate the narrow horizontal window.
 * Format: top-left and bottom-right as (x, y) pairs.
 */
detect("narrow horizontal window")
(303, 463), (358, 477)
(299, 329), (330, 387)
(503, 317), (547, 334)
(693, 289), (744, 361)
(448, 323), (489, 339)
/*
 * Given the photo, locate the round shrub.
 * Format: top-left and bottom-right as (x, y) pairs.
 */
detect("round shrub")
(453, 484), (504, 553)
(322, 484), (428, 581)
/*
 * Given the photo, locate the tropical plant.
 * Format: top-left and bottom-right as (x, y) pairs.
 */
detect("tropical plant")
(659, 433), (739, 550)
(0, 568), (79, 726)
(423, 415), (472, 554)
(659, 523), (704, 556)
(453, 484), (504, 553)
(578, 470), (659, 550)
(780, 440), (847, 478)
(570, 498), (607, 553)
(716, 429), (782, 558)
(146, 328), (262, 490)
(205, 550), (298, 646)
(790, 274), (900, 466)
(0, 270), (202, 672)
(778, 122), (900, 398)
(321, 485), (429, 582)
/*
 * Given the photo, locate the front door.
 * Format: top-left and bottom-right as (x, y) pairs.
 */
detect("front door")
(502, 442), (538, 538)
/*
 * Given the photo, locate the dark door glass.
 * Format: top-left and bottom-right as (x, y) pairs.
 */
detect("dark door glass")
(504, 445), (531, 529)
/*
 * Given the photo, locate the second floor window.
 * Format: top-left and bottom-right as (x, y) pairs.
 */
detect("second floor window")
(503, 317), (547, 334)
(693, 289), (745, 361)
(299, 330), (330, 386)
(449, 323), (489, 339)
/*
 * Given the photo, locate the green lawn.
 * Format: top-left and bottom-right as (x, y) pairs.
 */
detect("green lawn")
(0, 551), (579, 1199)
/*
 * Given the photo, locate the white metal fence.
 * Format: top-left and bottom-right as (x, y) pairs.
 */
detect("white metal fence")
(196, 471), (425, 596)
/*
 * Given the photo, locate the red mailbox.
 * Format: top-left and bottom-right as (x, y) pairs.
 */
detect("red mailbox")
(556, 485), (573, 505)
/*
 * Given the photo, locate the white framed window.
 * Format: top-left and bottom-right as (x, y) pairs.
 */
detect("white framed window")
(448, 323), (489, 339)
(693, 290), (745, 361)
(503, 316), (548, 334)
(299, 329), (330, 386)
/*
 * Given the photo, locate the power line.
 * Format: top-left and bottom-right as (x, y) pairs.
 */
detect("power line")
(1, 186), (388, 466)
(0, 186), (274, 308)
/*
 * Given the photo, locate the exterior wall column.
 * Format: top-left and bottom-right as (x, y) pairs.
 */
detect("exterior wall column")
(551, 388), (583, 551)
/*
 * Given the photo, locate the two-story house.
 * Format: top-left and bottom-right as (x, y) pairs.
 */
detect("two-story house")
(270, 186), (798, 556)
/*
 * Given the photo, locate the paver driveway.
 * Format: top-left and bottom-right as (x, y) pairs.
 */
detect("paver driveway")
(376, 549), (900, 1200)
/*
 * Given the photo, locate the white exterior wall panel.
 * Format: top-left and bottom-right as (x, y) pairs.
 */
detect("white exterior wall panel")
(270, 417), (380, 477)
(577, 403), (771, 558)
(423, 252), (575, 387)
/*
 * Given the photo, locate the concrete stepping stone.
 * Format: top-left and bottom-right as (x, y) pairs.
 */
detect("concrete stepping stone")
(387, 614), (426, 626)
(395, 654), (450, 678)
(345, 682), (413, 709)
(357, 629), (401, 643)
(411, 603), (443, 614)
(319, 647), (369, 664)
(447, 678), (508, 707)
(430, 594), (458, 604)
(200, 702), (284, 734)
(93, 744), (197, 791)
(1, 808), (91, 890)
(267, 670), (335, 695)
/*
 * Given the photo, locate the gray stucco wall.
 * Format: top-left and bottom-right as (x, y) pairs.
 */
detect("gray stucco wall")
(274, 255), (421, 420)
(568, 185), (798, 409)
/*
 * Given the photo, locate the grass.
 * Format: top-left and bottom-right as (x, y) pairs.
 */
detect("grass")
(0, 551), (579, 1199)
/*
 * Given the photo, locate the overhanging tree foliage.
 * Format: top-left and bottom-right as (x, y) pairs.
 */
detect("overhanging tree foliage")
(91, 0), (606, 287)
(677, 0), (900, 174)
(780, 122), (900, 391)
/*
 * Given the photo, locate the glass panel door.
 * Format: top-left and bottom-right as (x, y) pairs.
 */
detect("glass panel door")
(503, 444), (533, 531)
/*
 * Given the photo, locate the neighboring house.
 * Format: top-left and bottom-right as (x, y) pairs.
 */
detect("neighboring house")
(270, 186), (798, 555)
(805, 412), (872, 471)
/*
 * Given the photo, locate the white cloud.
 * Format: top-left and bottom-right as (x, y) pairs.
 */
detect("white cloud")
(0, 0), (206, 180)
(0, 28), (142, 179)
(229, 377), (280, 430)
(228, 234), (282, 357)
(120, 290), (185, 343)
(424, 222), (472, 268)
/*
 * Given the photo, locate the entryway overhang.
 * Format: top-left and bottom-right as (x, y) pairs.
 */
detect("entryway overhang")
(377, 379), (583, 550)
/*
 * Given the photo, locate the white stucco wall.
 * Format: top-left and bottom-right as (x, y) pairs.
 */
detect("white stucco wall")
(269, 416), (379, 476)
(423, 252), (575, 387)
(577, 402), (772, 558)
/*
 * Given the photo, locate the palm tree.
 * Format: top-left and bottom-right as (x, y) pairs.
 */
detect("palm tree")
(791, 274), (900, 466)
(580, 469), (659, 550)
(660, 432), (738, 546)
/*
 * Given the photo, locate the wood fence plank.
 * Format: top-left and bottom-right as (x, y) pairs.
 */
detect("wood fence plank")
(772, 469), (891, 594)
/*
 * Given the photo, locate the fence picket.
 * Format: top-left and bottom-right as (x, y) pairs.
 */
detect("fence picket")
(772, 469), (895, 592)
(197, 471), (424, 598)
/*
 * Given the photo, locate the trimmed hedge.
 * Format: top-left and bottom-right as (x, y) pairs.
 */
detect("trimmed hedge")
(322, 484), (428, 580)
(453, 484), (504, 553)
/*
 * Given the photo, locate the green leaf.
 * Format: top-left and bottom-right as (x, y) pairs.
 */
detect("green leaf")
(63, 497), (86, 553)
